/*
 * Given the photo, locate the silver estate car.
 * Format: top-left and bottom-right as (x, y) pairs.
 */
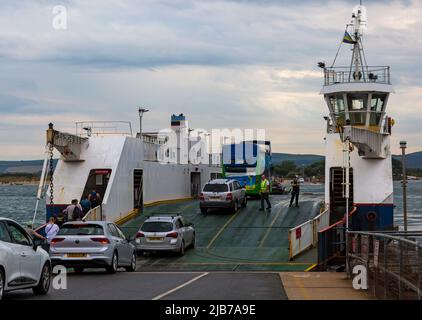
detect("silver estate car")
(200, 179), (247, 214)
(49, 221), (137, 274)
(135, 215), (195, 256)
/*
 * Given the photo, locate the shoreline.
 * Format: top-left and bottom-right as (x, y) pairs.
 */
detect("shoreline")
(0, 181), (39, 186)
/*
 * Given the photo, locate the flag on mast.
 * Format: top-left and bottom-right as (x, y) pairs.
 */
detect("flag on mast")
(343, 31), (357, 44)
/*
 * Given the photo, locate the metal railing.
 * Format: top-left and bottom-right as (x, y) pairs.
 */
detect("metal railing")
(324, 66), (390, 86)
(347, 231), (422, 300)
(82, 205), (102, 221)
(76, 121), (133, 137)
(289, 208), (330, 259)
(317, 207), (357, 267)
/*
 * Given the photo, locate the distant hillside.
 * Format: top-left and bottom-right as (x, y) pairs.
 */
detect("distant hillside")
(392, 151), (422, 169)
(272, 153), (324, 166)
(0, 159), (58, 174)
(1, 151), (422, 173)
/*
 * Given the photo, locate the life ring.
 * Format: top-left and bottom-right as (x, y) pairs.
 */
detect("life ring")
(366, 211), (377, 222)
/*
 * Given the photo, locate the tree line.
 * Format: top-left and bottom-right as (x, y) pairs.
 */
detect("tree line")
(273, 158), (422, 179)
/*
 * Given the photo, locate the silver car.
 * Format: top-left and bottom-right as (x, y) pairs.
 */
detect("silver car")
(200, 179), (247, 214)
(135, 215), (195, 256)
(49, 221), (137, 274)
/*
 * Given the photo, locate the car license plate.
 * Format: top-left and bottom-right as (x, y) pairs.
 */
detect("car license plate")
(67, 253), (87, 258)
(148, 237), (164, 241)
(211, 196), (220, 200)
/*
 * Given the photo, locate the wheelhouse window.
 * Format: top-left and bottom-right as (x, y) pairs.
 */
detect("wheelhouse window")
(347, 93), (368, 125)
(369, 94), (386, 126)
(329, 94), (346, 125)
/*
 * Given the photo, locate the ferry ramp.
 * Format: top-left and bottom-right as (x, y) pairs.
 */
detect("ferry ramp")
(121, 194), (322, 272)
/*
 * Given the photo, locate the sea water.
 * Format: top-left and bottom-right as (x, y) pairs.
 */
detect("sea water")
(0, 181), (421, 230)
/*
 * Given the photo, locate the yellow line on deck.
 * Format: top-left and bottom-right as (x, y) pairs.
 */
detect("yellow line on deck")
(304, 263), (317, 272)
(206, 209), (240, 249)
(143, 197), (193, 207)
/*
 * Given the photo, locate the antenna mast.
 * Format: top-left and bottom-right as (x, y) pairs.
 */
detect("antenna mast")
(348, 4), (367, 82)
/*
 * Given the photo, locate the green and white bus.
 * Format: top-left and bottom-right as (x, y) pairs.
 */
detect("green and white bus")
(222, 140), (272, 197)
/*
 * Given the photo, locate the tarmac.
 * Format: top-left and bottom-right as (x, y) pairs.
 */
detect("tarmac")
(3, 194), (374, 300)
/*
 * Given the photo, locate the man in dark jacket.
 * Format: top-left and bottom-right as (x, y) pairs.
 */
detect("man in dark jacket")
(289, 176), (300, 208)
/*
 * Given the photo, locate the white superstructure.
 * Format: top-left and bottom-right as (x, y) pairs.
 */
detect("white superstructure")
(321, 4), (395, 230)
(44, 116), (221, 223)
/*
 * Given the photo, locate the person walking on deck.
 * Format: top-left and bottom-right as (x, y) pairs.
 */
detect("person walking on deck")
(289, 176), (300, 208)
(259, 174), (271, 211)
(89, 190), (101, 209)
(64, 199), (83, 221)
(80, 195), (91, 215)
(44, 217), (59, 252)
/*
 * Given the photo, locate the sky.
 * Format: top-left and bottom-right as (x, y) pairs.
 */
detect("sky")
(0, 0), (421, 160)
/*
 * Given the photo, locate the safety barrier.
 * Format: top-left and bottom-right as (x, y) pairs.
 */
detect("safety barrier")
(82, 205), (102, 221)
(347, 231), (422, 300)
(317, 207), (357, 268)
(289, 208), (330, 259)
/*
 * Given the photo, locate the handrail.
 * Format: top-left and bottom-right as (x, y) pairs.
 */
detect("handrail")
(317, 207), (357, 267)
(347, 230), (422, 299)
(348, 230), (422, 247)
(324, 66), (390, 86)
(82, 205), (102, 221)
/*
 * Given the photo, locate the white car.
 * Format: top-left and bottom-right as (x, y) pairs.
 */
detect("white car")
(0, 218), (52, 300)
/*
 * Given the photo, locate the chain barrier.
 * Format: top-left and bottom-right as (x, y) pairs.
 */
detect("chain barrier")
(48, 143), (54, 205)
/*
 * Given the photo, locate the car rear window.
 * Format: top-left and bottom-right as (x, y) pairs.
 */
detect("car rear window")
(203, 184), (228, 192)
(57, 224), (104, 236)
(141, 222), (173, 232)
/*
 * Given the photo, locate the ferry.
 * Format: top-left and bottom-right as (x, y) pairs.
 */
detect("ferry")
(34, 113), (221, 225)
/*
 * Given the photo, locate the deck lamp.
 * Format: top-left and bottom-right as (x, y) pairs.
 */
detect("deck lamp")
(138, 107), (149, 137)
(400, 141), (408, 231)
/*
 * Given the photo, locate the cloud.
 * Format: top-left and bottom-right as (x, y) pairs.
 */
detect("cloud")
(0, 0), (422, 159)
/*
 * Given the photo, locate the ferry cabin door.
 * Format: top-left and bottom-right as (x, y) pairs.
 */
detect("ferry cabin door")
(329, 167), (354, 224)
(190, 171), (201, 199)
(133, 169), (143, 211)
(82, 169), (112, 204)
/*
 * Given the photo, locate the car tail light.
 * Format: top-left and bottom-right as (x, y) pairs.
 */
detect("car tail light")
(90, 237), (110, 244)
(226, 192), (233, 201)
(136, 231), (145, 238)
(51, 237), (64, 245)
(166, 231), (178, 238)
(199, 192), (204, 201)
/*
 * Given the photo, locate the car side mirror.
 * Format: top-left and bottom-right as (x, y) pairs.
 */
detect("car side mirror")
(33, 238), (43, 250)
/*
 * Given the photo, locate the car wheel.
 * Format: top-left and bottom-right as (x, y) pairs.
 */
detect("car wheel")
(232, 201), (238, 213)
(125, 252), (137, 272)
(179, 240), (185, 256)
(74, 267), (84, 274)
(107, 252), (118, 274)
(191, 234), (196, 248)
(241, 197), (247, 208)
(33, 262), (51, 295)
(200, 207), (207, 214)
(0, 269), (4, 300)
